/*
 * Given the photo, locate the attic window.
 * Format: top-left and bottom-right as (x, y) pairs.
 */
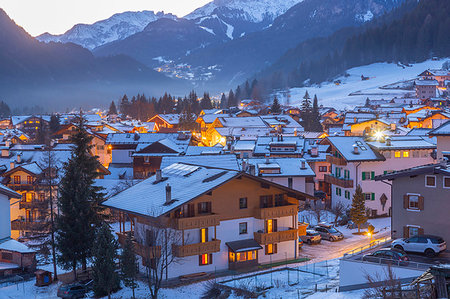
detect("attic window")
(261, 182), (270, 189)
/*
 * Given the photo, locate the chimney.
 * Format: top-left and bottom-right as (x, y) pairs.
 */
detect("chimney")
(134, 133), (140, 141)
(390, 123), (396, 131)
(156, 169), (162, 182)
(249, 164), (256, 176)
(1, 147), (9, 158)
(5, 140), (10, 148)
(311, 145), (319, 157)
(385, 137), (392, 146)
(265, 153), (270, 164)
(165, 183), (171, 204)
(280, 135), (284, 141)
(242, 160), (247, 172)
(353, 144), (360, 154)
(16, 153), (22, 164)
(300, 158), (307, 170)
(10, 161), (14, 170)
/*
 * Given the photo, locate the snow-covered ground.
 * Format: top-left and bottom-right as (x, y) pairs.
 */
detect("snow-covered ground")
(0, 217), (390, 298)
(277, 58), (449, 109)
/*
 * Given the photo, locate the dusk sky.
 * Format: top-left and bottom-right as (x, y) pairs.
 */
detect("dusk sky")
(0, 0), (211, 36)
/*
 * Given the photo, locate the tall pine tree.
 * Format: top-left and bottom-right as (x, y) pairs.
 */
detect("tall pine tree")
(271, 97), (281, 114)
(92, 223), (120, 299)
(349, 185), (368, 233)
(300, 91), (312, 130)
(310, 95), (323, 131)
(56, 113), (105, 279)
(108, 101), (118, 115)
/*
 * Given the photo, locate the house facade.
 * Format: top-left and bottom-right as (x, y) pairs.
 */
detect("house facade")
(376, 163), (450, 241)
(104, 163), (313, 279)
(322, 136), (436, 217)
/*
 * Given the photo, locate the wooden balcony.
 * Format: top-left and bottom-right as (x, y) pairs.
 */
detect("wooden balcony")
(172, 239), (221, 258)
(11, 219), (49, 231)
(326, 155), (347, 166)
(324, 174), (354, 188)
(7, 184), (37, 191)
(254, 229), (298, 245)
(170, 214), (220, 230)
(255, 205), (297, 219)
(116, 231), (161, 259)
(19, 200), (49, 210)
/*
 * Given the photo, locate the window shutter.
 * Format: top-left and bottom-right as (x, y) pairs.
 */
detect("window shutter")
(362, 172), (366, 180)
(418, 228), (424, 235)
(371, 193), (375, 201)
(274, 219), (278, 232)
(403, 195), (409, 209)
(210, 254), (213, 264)
(371, 172), (375, 180)
(197, 203), (201, 213)
(274, 244), (278, 254)
(265, 245), (268, 255)
(207, 202), (212, 213)
(418, 196), (424, 210)
(403, 226), (409, 238)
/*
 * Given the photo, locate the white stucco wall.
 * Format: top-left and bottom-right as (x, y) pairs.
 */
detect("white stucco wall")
(0, 193), (11, 239)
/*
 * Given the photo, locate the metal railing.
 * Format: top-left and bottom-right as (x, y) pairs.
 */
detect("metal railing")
(351, 256), (432, 271)
(343, 237), (392, 258)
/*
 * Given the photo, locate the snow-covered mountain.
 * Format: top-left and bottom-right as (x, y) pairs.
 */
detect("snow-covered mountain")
(36, 10), (176, 50)
(185, 0), (303, 23)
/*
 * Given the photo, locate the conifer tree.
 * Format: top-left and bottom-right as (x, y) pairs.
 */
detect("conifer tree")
(219, 93), (227, 109)
(228, 89), (236, 107)
(120, 232), (139, 299)
(56, 113), (105, 279)
(300, 91), (312, 130)
(235, 85), (242, 102)
(271, 97), (281, 114)
(200, 92), (213, 110)
(92, 223), (119, 299)
(349, 185), (368, 233)
(49, 114), (60, 134)
(311, 95), (322, 131)
(108, 101), (118, 115)
(0, 101), (11, 118)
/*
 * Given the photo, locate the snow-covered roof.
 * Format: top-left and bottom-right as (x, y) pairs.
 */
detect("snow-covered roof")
(326, 136), (384, 162)
(106, 132), (191, 146)
(367, 136), (436, 150)
(407, 128), (432, 136)
(254, 136), (304, 156)
(185, 146), (224, 156)
(160, 155), (240, 171)
(429, 120), (450, 136)
(233, 140), (256, 151)
(217, 116), (268, 128)
(245, 158), (315, 177)
(0, 184), (20, 198)
(214, 127), (272, 140)
(0, 238), (35, 253)
(415, 79), (438, 86)
(153, 114), (184, 125)
(102, 163), (239, 217)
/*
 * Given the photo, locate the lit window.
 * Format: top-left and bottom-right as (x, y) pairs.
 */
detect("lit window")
(267, 220), (273, 233)
(265, 244), (277, 255)
(199, 253), (212, 266)
(200, 228), (207, 243)
(403, 151), (409, 158)
(394, 151), (401, 158)
(229, 252), (235, 262)
(425, 175), (436, 187)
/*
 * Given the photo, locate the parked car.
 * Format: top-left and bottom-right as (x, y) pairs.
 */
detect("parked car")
(300, 229), (322, 245)
(362, 248), (409, 265)
(57, 283), (87, 299)
(314, 224), (344, 241)
(391, 235), (447, 257)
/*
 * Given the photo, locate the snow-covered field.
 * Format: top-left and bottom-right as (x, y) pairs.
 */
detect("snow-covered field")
(277, 58), (449, 109)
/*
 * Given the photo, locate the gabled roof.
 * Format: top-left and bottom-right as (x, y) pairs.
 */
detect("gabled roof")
(375, 163), (450, 181)
(102, 163), (314, 218)
(429, 120), (450, 136)
(160, 155), (240, 171)
(325, 137), (385, 162)
(367, 136), (436, 150)
(244, 158), (315, 177)
(2, 162), (43, 177)
(0, 183), (20, 198)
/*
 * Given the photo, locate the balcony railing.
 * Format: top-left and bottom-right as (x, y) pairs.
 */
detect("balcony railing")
(19, 200), (49, 210)
(169, 214), (220, 230)
(324, 174), (354, 188)
(116, 231), (161, 259)
(11, 219), (49, 231)
(255, 205), (298, 219)
(172, 239), (221, 257)
(326, 155), (347, 166)
(254, 229), (298, 245)
(7, 184), (37, 191)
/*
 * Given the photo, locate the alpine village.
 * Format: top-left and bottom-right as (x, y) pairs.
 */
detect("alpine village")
(0, 0), (450, 298)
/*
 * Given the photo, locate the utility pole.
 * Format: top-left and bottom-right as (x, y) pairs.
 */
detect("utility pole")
(45, 143), (58, 281)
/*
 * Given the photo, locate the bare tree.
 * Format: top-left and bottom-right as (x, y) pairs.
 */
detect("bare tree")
(39, 142), (60, 280)
(330, 202), (346, 226)
(309, 200), (324, 224)
(363, 263), (403, 298)
(135, 213), (183, 299)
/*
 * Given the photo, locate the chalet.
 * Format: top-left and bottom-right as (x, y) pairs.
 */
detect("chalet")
(0, 183), (36, 277)
(11, 116), (50, 138)
(148, 114), (187, 131)
(415, 80), (437, 99)
(103, 163), (313, 278)
(418, 69), (450, 89)
(376, 162), (450, 241)
(343, 119), (391, 136)
(322, 135), (436, 217)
